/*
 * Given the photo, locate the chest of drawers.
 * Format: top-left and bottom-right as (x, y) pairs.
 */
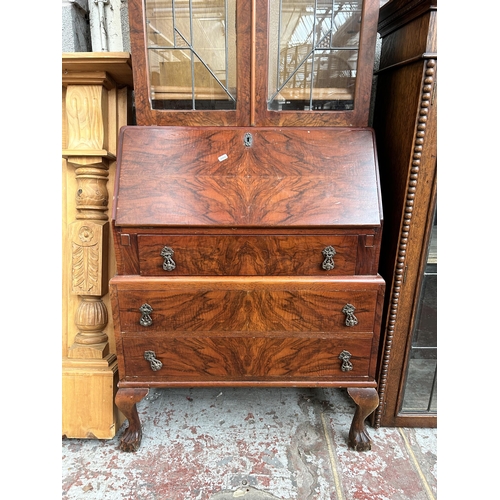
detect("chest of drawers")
(110, 126), (385, 452)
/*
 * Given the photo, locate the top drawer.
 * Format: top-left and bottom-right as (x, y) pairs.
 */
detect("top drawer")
(137, 234), (358, 276)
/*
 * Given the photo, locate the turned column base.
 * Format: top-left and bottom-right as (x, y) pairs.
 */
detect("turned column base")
(68, 341), (109, 359)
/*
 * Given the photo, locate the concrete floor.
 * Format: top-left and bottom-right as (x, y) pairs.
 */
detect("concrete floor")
(62, 387), (436, 500)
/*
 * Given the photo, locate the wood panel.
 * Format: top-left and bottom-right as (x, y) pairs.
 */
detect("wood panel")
(114, 126), (382, 228)
(110, 276), (383, 333)
(372, 0), (437, 428)
(137, 234), (358, 276)
(62, 364), (120, 439)
(121, 335), (375, 381)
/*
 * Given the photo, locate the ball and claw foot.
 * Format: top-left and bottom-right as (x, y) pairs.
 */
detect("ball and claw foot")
(115, 387), (149, 453)
(119, 425), (143, 452)
(348, 426), (373, 452)
(347, 387), (379, 452)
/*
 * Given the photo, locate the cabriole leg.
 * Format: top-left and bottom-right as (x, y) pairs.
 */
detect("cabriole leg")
(347, 387), (379, 452)
(115, 387), (149, 452)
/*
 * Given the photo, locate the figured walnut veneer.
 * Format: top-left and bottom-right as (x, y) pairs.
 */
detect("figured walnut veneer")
(136, 234), (359, 276)
(110, 126), (385, 452)
(113, 276), (381, 334)
(113, 127), (382, 228)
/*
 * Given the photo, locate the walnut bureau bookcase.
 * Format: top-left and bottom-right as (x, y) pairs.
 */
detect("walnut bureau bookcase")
(110, 0), (385, 452)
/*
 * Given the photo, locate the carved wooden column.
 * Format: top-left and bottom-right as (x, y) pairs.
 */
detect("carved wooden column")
(62, 53), (132, 439)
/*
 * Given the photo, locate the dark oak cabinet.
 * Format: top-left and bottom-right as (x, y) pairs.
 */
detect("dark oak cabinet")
(372, 0), (437, 428)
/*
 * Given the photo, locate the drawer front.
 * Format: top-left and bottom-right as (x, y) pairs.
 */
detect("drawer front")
(113, 279), (379, 334)
(137, 235), (358, 276)
(120, 334), (374, 382)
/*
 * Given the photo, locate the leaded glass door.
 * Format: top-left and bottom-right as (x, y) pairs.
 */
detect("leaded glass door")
(129, 0), (251, 125)
(128, 0), (380, 127)
(145, 0), (237, 111)
(254, 0), (379, 126)
(267, 0), (362, 112)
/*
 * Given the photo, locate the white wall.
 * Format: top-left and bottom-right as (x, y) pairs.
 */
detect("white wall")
(62, 0), (130, 52)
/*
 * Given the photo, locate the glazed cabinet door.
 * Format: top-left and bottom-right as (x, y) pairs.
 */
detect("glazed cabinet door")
(128, 0), (380, 127)
(128, 0), (252, 126)
(253, 0), (380, 127)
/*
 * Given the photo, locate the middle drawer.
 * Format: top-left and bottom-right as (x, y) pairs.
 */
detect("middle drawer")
(137, 234), (358, 276)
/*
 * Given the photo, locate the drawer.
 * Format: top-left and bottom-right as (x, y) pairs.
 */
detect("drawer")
(111, 276), (382, 335)
(137, 234), (358, 276)
(119, 334), (376, 382)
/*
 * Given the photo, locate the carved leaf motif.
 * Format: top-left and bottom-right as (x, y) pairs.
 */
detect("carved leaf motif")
(72, 241), (100, 293)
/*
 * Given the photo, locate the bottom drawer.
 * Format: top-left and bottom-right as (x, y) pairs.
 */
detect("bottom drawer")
(121, 334), (375, 383)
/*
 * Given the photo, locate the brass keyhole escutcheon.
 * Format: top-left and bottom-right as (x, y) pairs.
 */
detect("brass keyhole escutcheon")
(243, 132), (253, 147)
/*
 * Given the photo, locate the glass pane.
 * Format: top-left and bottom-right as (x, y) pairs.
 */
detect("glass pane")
(145, 0), (236, 110)
(268, 0), (362, 111)
(402, 355), (437, 412)
(401, 208), (437, 413)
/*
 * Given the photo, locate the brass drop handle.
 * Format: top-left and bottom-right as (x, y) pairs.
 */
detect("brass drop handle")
(139, 303), (153, 327)
(342, 304), (358, 327)
(144, 350), (163, 372)
(339, 350), (353, 372)
(321, 246), (336, 270)
(161, 246), (176, 271)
